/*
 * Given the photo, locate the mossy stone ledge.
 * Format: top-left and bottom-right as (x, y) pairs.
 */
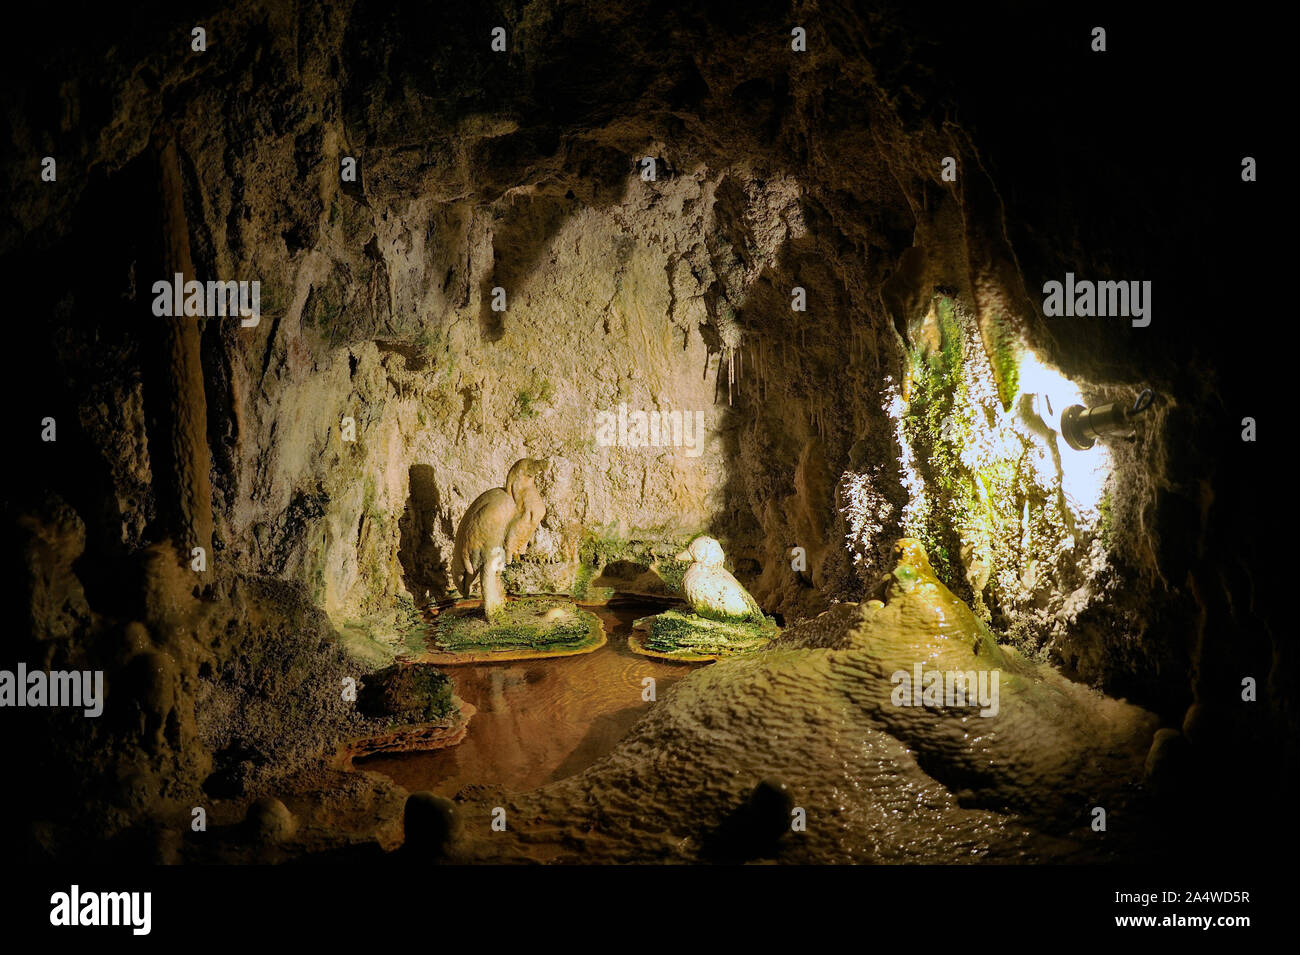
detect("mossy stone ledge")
(629, 609), (779, 662)
(406, 596), (606, 664)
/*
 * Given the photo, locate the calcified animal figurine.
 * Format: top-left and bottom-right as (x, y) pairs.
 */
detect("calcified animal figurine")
(503, 460), (546, 563)
(451, 458), (547, 623)
(676, 536), (764, 622)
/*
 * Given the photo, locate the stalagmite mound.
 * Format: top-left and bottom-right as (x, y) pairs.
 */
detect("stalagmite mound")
(443, 539), (1158, 864)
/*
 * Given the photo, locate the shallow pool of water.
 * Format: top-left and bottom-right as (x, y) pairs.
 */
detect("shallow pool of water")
(355, 605), (695, 796)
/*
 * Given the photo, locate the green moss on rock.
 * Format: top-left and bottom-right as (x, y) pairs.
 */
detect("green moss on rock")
(429, 596), (602, 655)
(337, 621), (398, 667)
(640, 609), (778, 657)
(358, 664), (455, 724)
(653, 556), (688, 595)
(902, 295), (972, 586)
(570, 528), (694, 599)
(570, 559), (600, 601)
(514, 375), (555, 419)
(981, 309), (1022, 411)
(1098, 488), (1114, 548)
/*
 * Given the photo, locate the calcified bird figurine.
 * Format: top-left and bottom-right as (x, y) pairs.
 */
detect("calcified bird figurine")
(676, 536), (764, 622)
(451, 458), (547, 623)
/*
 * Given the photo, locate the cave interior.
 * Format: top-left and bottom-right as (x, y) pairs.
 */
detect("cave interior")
(0, 0), (1286, 867)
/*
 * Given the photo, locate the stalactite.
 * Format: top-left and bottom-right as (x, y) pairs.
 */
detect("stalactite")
(154, 131), (214, 571)
(714, 308), (742, 407)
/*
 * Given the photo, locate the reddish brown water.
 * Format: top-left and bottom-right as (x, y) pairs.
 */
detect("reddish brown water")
(355, 606), (695, 796)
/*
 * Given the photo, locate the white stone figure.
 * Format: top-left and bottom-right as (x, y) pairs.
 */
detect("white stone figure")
(675, 536), (764, 622)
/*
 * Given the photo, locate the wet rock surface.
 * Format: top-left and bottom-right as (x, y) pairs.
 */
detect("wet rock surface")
(436, 541), (1158, 863)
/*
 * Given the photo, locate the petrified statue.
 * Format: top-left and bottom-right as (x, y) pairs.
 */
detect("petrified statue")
(503, 460), (545, 563)
(676, 536), (764, 622)
(451, 458), (547, 623)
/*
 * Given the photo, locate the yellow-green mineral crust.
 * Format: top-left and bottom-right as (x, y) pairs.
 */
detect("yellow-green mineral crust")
(443, 539), (1158, 863)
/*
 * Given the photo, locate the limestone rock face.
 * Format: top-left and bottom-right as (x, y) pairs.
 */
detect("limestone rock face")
(3, 0), (1221, 661)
